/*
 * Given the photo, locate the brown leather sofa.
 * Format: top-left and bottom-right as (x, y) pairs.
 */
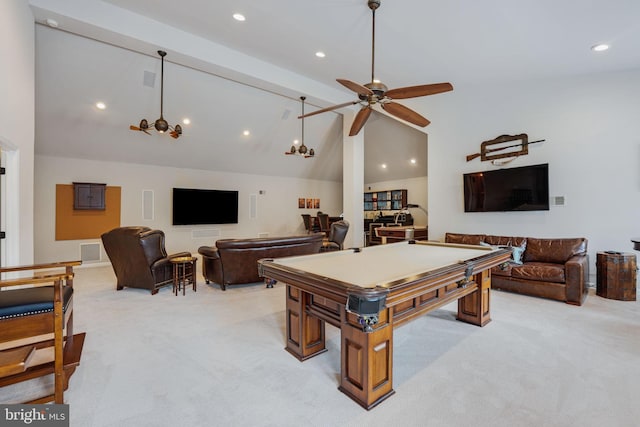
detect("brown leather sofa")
(102, 226), (191, 295)
(445, 232), (589, 305)
(198, 233), (324, 290)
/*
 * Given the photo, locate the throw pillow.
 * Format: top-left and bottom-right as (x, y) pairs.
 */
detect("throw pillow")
(510, 241), (527, 265)
(497, 241), (526, 264)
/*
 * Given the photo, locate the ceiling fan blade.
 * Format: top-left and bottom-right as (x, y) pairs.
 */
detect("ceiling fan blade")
(169, 131), (180, 139)
(386, 82), (453, 100)
(298, 101), (359, 119)
(349, 106), (373, 136)
(130, 125), (151, 135)
(337, 79), (374, 96)
(382, 102), (431, 127)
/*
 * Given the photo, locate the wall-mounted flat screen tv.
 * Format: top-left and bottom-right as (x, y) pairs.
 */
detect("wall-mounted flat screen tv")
(463, 163), (549, 212)
(172, 188), (239, 225)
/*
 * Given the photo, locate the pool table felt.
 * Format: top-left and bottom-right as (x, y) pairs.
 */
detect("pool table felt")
(271, 241), (497, 288)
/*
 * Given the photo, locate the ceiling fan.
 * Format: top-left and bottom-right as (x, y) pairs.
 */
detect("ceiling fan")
(285, 96), (315, 158)
(300, 0), (453, 136)
(130, 50), (182, 139)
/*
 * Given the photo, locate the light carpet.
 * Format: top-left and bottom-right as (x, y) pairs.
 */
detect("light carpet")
(2, 266), (639, 427)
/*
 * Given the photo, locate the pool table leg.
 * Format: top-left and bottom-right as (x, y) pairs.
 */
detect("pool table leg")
(338, 308), (394, 410)
(284, 285), (327, 360)
(457, 270), (492, 326)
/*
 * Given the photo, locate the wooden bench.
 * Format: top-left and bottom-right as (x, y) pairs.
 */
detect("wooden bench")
(0, 261), (85, 404)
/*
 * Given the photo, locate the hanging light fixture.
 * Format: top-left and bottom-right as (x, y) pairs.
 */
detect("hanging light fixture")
(285, 96), (314, 158)
(129, 50), (182, 139)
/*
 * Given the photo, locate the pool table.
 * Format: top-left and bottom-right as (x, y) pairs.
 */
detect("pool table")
(258, 241), (511, 409)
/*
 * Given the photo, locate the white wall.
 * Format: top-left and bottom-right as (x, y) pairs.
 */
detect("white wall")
(0, 1), (35, 266)
(427, 69), (640, 280)
(34, 155), (342, 264)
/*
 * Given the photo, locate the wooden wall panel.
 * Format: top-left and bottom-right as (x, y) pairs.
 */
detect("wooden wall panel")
(55, 184), (121, 240)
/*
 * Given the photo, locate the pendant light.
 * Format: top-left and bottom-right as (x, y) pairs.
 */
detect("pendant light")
(129, 50), (182, 139)
(285, 96), (315, 158)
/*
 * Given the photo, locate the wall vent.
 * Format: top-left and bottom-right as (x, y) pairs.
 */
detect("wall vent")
(250, 194), (258, 219)
(80, 243), (101, 262)
(552, 196), (565, 206)
(258, 232), (269, 238)
(142, 190), (154, 220)
(191, 229), (220, 239)
(143, 70), (156, 88)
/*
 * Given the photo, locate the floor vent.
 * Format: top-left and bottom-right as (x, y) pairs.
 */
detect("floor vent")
(192, 229), (220, 239)
(80, 243), (101, 262)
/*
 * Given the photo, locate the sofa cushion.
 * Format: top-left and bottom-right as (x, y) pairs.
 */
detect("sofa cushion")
(523, 238), (587, 264)
(445, 233), (486, 245)
(511, 262), (566, 283)
(484, 235), (527, 247)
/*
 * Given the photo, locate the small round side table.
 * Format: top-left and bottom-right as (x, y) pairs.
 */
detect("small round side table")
(170, 256), (197, 296)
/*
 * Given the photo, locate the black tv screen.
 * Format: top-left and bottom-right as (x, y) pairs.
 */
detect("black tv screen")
(463, 164), (549, 212)
(172, 188), (239, 225)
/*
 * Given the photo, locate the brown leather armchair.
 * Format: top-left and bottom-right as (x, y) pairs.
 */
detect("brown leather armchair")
(321, 220), (350, 252)
(101, 226), (191, 295)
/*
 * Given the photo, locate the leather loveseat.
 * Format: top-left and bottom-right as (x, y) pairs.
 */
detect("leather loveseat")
(198, 233), (324, 290)
(445, 232), (589, 305)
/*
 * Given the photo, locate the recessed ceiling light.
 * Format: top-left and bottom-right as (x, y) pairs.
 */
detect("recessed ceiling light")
(591, 43), (609, 52)
(381, 164), (387, 169)
(95, 102), (106, 110)
(182, 118), (191, 125)
(293, 139), (300, 145)
(410, 158), (417, 164)
(315, 51), (326, 58)
(233, 13), (245, 22)
(243, 130), (250, 136)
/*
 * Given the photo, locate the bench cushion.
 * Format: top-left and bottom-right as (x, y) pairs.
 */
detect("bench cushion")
(0, 286), (73, 320)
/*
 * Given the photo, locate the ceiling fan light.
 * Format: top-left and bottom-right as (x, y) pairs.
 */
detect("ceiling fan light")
(139, 119), (149, 129)
(299, 145), (308, 155)
(289, 146), (296, 154)
(309, 148), (315, 156)
(155, 118), (169, 132)
(174, 124), (182, 134)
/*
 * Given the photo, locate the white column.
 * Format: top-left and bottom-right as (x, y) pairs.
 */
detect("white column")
(342, 110), (364, 248)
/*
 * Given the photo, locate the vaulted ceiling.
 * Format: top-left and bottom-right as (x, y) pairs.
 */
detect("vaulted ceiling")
(29, 0), (640, 183)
